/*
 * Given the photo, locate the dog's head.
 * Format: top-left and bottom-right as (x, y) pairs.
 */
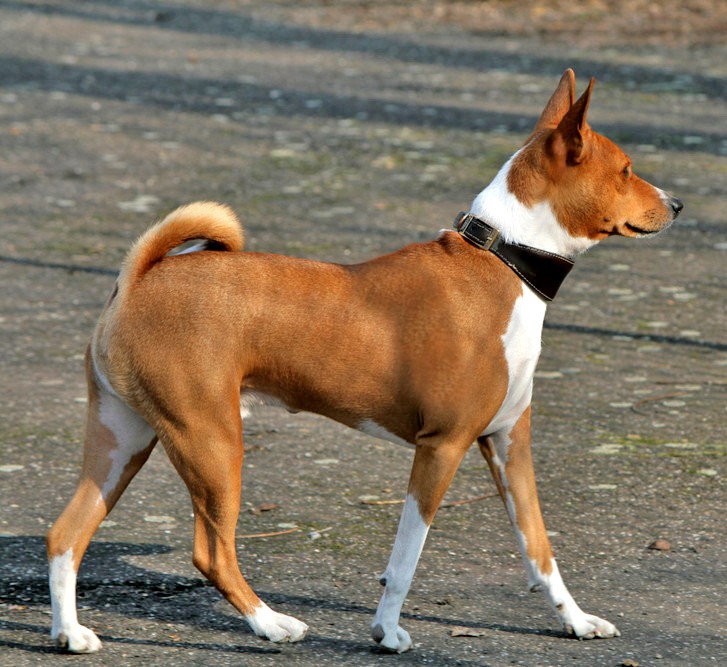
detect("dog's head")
(508, 70), (682, 246)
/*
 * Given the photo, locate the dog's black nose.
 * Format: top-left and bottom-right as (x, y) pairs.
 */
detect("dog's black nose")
(671, 197), (684, 217)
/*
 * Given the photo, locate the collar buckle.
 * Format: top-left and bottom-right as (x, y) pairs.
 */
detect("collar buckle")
(454, 212), (500, 251)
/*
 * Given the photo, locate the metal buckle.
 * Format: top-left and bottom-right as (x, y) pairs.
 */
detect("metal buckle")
(454, 212), (500, 251)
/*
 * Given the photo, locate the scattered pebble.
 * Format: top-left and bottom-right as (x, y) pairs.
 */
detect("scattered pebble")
(621, 659), (640, 667)
(589, 484), (617, 491)
(609, 402), (633, 409)
(314, 458), (339, 466)
(648, 539), (671, 551)
(118, 195), (160, 213)
(0, 465), (24, 473)
(534, 371), (563, 379)
(450, 626), (486, 638)
(144, 515), (176, 524)
(253, 502), (278, 513)
(697, 468), (717, 477)
(591, 444), (624, 455)
(664, 442), (698, 450)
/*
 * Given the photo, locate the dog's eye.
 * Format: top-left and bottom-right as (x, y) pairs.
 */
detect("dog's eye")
(622, 165), (632, 178)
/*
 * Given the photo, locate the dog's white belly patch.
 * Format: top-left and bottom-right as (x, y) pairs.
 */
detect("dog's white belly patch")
(485, 289), (546, 436)
(357, 419), (414, 448)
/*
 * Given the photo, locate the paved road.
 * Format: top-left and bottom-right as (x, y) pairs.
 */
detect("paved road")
(1, 2), (726, 665)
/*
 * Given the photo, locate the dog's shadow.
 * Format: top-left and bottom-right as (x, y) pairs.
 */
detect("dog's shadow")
(0, 535), (558, 655)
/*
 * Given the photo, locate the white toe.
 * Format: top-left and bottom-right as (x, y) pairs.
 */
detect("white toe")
(566, 613), (620, 639)
(371, 622), (412, 653)
(246, 603), (308, 643)
(54, 624), (102, 653)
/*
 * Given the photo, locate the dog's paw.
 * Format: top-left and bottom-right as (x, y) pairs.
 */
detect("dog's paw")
(371, 622), (413, 653)
(564, 613), (620, 640)
(246, 603), (309, 643)
(53, 624), (102, 653)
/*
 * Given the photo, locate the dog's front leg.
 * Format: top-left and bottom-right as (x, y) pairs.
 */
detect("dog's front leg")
(372, 438), (469, 652)
(479, 406), (620, 639)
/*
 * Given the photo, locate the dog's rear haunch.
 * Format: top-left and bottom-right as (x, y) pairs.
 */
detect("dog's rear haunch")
(47, 70), (681, 653)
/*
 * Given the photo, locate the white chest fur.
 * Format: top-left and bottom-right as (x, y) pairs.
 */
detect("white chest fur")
(484, 288), (546, 436)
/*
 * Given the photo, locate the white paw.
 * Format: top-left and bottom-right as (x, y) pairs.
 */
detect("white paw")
(565, 613), (620, 640)
(371, 622), (413, 653)
(53, 624), (102, 653)
(246, 603), (309, 643)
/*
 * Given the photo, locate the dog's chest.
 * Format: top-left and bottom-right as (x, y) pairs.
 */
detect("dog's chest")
(484, 289), (546, 436)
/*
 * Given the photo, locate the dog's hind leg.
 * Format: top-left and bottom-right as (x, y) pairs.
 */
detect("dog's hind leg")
(157, 397), (308, 644)
(46, 350), (157, 653)
(372, 435), (470, 652)
(478, 406), (620, 639)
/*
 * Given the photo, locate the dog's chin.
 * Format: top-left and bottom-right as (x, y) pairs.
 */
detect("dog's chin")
(621, 220), (672, 238)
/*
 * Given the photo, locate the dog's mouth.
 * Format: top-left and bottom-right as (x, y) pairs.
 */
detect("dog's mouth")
(624, 222), (659, 236)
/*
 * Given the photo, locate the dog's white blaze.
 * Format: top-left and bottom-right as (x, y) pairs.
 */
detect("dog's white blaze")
(358, 419), (414, 448)
(372, 493), (426, 652)
(98, 393), (154, 501)
(470, 151), (598, 257)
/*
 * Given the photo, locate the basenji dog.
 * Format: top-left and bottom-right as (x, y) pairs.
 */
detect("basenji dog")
(46, 69), (682, 654)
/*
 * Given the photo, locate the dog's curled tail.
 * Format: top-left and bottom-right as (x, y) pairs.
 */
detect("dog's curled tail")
(119, 201), (244, 290)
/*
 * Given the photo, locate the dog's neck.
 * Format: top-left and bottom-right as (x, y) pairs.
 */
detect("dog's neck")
(469, 151), (598, 259)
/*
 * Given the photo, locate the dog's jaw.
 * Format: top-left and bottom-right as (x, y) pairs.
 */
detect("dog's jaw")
(470, 151), (599, 259)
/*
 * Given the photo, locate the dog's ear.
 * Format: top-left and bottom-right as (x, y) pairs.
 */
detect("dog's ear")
(554, 77), (595, 165)
(534, 69), (576, 131)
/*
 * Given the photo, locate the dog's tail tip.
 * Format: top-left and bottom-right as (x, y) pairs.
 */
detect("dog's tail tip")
(120, 201), (245, 286)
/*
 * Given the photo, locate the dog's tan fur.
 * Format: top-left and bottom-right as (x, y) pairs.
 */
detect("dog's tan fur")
(47, 70), (681, 653)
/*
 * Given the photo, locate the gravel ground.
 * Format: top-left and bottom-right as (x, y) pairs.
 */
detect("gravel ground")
(1, 2), (726, 666)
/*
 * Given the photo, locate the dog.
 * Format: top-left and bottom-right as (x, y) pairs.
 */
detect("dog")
(46, 69), (682, 653)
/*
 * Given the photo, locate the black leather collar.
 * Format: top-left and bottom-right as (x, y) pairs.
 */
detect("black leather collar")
(453, 212), (574, 302)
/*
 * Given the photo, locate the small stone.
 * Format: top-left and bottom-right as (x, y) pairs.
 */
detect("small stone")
(450, 626), (486, 638)
(0, 465), (24, 473)
(648, 539), (671, 551)
(255, 502), (278, 513)
(144, 515), (176, 524)
(534, 371), (563, 379)
(314, 458), (339, 466)
(621, 659), (640, 667)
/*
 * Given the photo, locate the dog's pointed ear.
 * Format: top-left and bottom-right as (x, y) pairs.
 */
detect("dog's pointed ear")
(554, 77), (595, 164)
(534, 69), (576, 131)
